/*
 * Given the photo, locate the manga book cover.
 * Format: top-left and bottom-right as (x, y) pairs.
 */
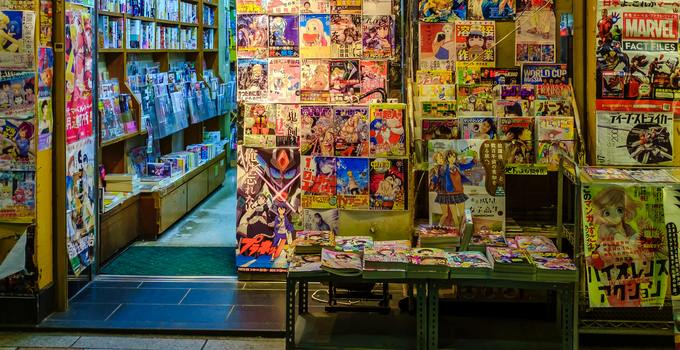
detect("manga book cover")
(537, 140), (573, 167)
(421, 101), (456, 118)
(369, 103), (406, 156)
(288, 254), (324, 274)
(456, 85), (493, 115)
(535, 84), (572, 100)
(515, 1), (556, 65)
(321, 249), (362, 271)
(499, 116), (534, 164)
(236, 0), (264, 13)
(495, 100), (530, 117)
(236, 146), (301, 272)
(416, 70), (453, 85)
(64, 4), (94, 144)
(330, 14), (362, 59)
(455, 21), (495, 63)
(40, 0), (52, 47)
(422, 119), (458, 140)
(534, 100), (572, 116)
(268, 58), (300, 103)
(335, 236), (373, 251)
(237, 59), (268, 101)
(300, 14), (331, 58)
(369, 157), (406, 210)
(329, 60), (360, 103)
(301, 59), (330, 103)
(300, 0), (330, 13)
(303, 208), (339, 234)
(236, 14), (268, 58)
(301, 156), (337, 208)
(244, 103), (276, 147)
(470, 232), (506, 246)
(0, 171), (35, 222)
(419, 0), (465, 22)
(448, 251), (492, 268)
(409, 248), (450, 265)
(581, 184), (668, 307)
(623, 169), (676, 184)
(147, 165), (169, 180)
(364, 246), (409, 264)
(516, 235), (558, 253)
(0, 70), (35, 119)
(38, 47), (53, 99)
(362, 15), (394, 59)
(530, 252), (577, 271)
(360, 60), (387, 103)
(336, 157), (369, 210)
(536, 116), (574, 141)
(419, 224), (459, 238)
(333, 105), (369, 156)
(457, 69), (480, 85)
(37, 98), (52, 151)
(0, 11), (35, 70)
(486, 246), (531, 264)
(480, 67), (520, 86)
(269, 15), (299, 57)
(276, 104), (301, 147)
(419, 84), (456, 101)
(419, 23), (456, 71)
(0, 118), (35, 170)
(492, 85), (534, 100)
(66, 137), (95, 276)
(267, 0), (298, 14)
(363, 0), (391, 15)
(331, 0), (360, 14)
(468, 0), (514, 20)
(460, 117), (497, 140)
(300, 105), (334, 156)
(521, 63), (568, 85)
(596, 112), (673, 166)
(295, 231), (333, 247)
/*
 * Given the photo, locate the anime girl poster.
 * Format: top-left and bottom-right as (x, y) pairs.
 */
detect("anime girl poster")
(360, 60), (387, 103)
(267, 0), (298, 14)
(329, 60), (360, 103)
(236, 14), (268, 59)
(0, 171), (35, 222)
(468, 0), (515, 20)
(334, 105), (369, 156)
(237, 58), (268, 101)
(455, 21), (495, 63)
(303, 208), (339, 235)
(38, 47), (53, 99)
(515, 1), (555, 65)
(0, 70), (36, 119)
(66, 136), (96, 276)
(0, 11), (35, 70)
(422, 119), (458, 140)
(419, 23), (456, 71)
(0, 118), (35, 170)
(268, 15), (299, 57)
(369, 158), (406, 210)
(37, 98), (52, 151)
(331, 0), (361, 14)
(268, 58), (300, 103)
(236, 146), (301, 272)
(301, 156), (337, 208)
(419, 0), (465, 22)
(336, 157), (369, 209)
(369, 103), (406, 157)
(300, 105), (334, 156)
(244, 103), (276, 147)
(362, 15), (394, 59)
(276, 104), (301, 147)
(456, 84), (493, 115)
(300, 14), (331, 58)
(301, 59), (330, 103)
(331, 14), (362, 59)
(299, 0), (330, 13)
(65, 4), (94, 145)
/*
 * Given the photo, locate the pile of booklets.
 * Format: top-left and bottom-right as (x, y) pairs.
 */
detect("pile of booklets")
(447, 251), (492, 279)
(469, 230), (507, 252)
(321, 249), (363, 276)
(518, 235), (577, 282)
(105, 173), (140, 195)
(294, 231), (333, 254)
(407, 248), (451, 279)
(288, 254), (328, 278)
(418, 225), (460, 251)
(486, 246), (535, 280)
(363, 240), (411, 279)
(102, 191), (132, 212)
(139, 176), (171, 192)
(335, 236), (374, 253)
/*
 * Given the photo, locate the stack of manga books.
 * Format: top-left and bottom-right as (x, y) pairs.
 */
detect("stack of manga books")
(363, 244), (409, 279)
(418, 224), (460, 251)
(321, 248), (363, 276)
(288, 254), (328, 277)
(468, 231), (507, 253)
(529, 252), (578, 282)
(334, 235), (373, 253)
(407, 248), (451, 279)
(515, 235), (558, 254)
(486, 246), (535, 280)
(446, 251), (492, 279)
(294, 230), (334, 254)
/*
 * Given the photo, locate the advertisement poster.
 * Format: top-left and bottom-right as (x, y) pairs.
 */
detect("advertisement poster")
(419, 23), (456, 71)
(331, 14), (362, 59)
(0, 171), (35, 222)
(336, 157), (369, 209)
(329, 60), (360, 104)
(0, 11), (35, 70)
(236, 146), (301, 272)
(39, 0), (52, 47)
(468, 0), (514, 20)
(237, 14), (269, 59)
(455, 21), (495, 64)
(66, 137), (95, 276)
(38, 47), (53, 99)
(65, 4), (94, 145)
(268, 15), (299, 58)
(333, 105), (369, 156)
(301, 59), (330, 103)
(362, 15), (395, 59)
(360, 60), (387, 103)
(0, 118), (35, 170)
(300, 14), (331, 58)
(0, 70), (35, 119)
(268, 58), (300, 103)
(515, 2), (555, 65)
(237, 58), (268, 101)
(37, 98), (52, 150)
(419, 0), (465, 22)
(581, 184), (668, 308)
(369, 157), (406, 210)
(301, 156), (337, 208)
(243, 103), (276, 147)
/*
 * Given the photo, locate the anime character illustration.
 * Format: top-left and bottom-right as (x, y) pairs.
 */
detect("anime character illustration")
(518, 0), (554, 39)
(336, 157), (369, 209)
(0, 11), (24, 53)
(470, 0), (515, 20)
(331, 14), (362, 58)
(276, 104), (301, 147)
(300, 14), (331, 58)
(237, 59), (268, 101)
(303, 208), (339, 234)
(369, 104), (405, 156)
(268, 58), (301, 103)
(13, 121), (33, 159)
(301, 59), (330, 103)
(334, 106), (369, 156)
(0, 186), (11, 209)
(329, 60), (360, 103)
(455, 22), (494, 63)
(360, 61), (387, 103)
(269, 15), (299, 57)
(419, 0), (466, 22)
(301, 105), (334, 156)
(369, 158), (406, 210)
(429, 149), (477, 228)
(0, 82), (10, 109)
(236, 15), (268, 58)
(362, 15), (394, 59)
(301, 156), (337, 208)
(422, 119), (458, 140)
(244, 103), (276, 147)
(272, 201), (295, 262)
(419, 23), (456, 71)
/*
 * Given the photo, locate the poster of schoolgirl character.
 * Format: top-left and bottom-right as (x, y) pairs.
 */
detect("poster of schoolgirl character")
(38, 47), (53, 99)
(369, 103), (406, 157)
(303, 208), (339, 235)
(336, 157), (369, 210)
(0, 70), (36, 119)
(65, 4), (94, 145)
(419, 23), (456, 71)
(66, 136), (96, 276)
(39, 0), (52, 47)
(0, 11), (35, 70)
(268, 58), (300, 103)
(362, 15), (394, 59)
(468, 0), (515, 20)
(37, 98), (52, 151)
(0, 171), (35, 223)
(244, 103), (276, 147)
(301, 59), (330, 103)
(455, 21), (495, 63)
(0, 118), (35, 170)
(369, 158), (406, 210)
(360, 60), (387, 103)
(276, 104), (301, 147)
(331, 14), (361, 59)
(329, 60), (360, 104)
(269, 15), (299, 57)
(515, 1), (555, 65)
(301, 156), (337, 208)
(237, 59), (268, 101)
(300, 105), (334, 156)
(237, 14), (268, 58)
(334, 105), (369, 156)
(300, 14), (331, 58)
(236, 146), (301, 272)
(267, 0), (298, 14)
(331, 0), (361, 14)
(299, 0), (330, 14)
(419, 0), (465, 22)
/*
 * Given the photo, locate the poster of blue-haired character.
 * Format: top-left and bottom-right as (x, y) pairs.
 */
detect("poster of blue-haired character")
(468, 0), (515, 21)
(336, 157), (369, 209)
(0, 11), (35, 70)
(419, 0), (466, 23)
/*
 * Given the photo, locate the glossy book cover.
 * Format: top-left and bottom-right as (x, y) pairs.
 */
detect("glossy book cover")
(487, 246), (531, 264)
(364, 246), (409, 263)
(516, 235), (558, 253)
(530, 252), (577, 271)
(419, 224), (459, 238)
(335, 235), (374, 251)
(321, 249), (362, 269)
(295, 231), (333, 246)
(448, 251), (492, 268)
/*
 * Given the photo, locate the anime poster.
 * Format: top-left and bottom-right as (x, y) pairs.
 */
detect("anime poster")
(419, 84), (456, 101)
(534, 100), (572, 116)
(300, 14), (331, 58)
(244, 103), (276, 147)
(495, 100), (530, 117)
(329, 60), (360, 103)
(419, 0), (465, 22)
(236, 14), (268, 58)
(360, 60), (387, 103)
(0, 171), (34, 222)
(417, 70), (453, 85)
(362, 15), (394, 59)
(419, 23), (456, 71)
(422, 119), (458, 140)
(421, 101), (456, 118)
(37, 98), (52, 151)
(267, 0), (298, 14)
(237, 59), (268, 101)
(456, 85), (493, 115)
(301, 59), (330, 103)
(300, 105), (334, 155)
(39, 0), (52, 47)
(0, 118), (35, 170)
(303, 208), (339, 234)
(268, 58), (300, 103)
(595, 111), (673, 166)
(460, 117), (497, 140)
(336, 157), (369, 210)
(369, 157), (406, 210)
(480, 67), (520, 86)
(334, 105), (368, 156)
(515, 2), (556, 65)
(330, 14), (362, 59)
(300, 0), (330, 13)
(269, 15), (299, 57)
(301, 156), (337, 208)
(276, 104), (301, 147)
(455, 21), (495, 63)
(522, 63), (568, 85)
(66, 137), (95, 276)
(468, 0), (514, 20)
(38, 47), (53, 99)
(331, 0), (360, 14)
(0, 11), (35, 70)
(237, 0), (264, 12)
(581, 184), (668, 307)
(236, 146), (301, 272)
(369, 103), (406, 157)
(500, 117), (534, 164)
(65, 5), (94, 146)
(0, 70), (35, 120)
(363, 0), (391, 15)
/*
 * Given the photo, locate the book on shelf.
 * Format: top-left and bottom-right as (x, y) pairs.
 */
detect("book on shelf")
(582, 167), (631, 181)
(294, 231), (333, 254)
(321, 249), (362, 276)
(374, 240), (411, 249)
(288, 254), (327, 277)
(623, 169), (677, 183)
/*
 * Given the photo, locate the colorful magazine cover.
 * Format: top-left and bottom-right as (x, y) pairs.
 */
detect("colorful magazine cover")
(470, 232), (506, 246)
(455, 21), (495, 64)
(492, 85), (535, 101)
(268, 58), (301, 103)
(623, 169), (677, 184)
(456, 85), (493, 115)
(457, 69), (481, 85)
(64, 5), (93, 146)
(521, 63), (568, 85)
(409, 247), (451, 265)
(516, 235), (558, 253)
(267, 0), (299, 14)
(0, 71), (36, 120)
(422, 119), (459, 140)
(243, 103), (276, 147)
(301, 59), (330, 103)
(582, 167), (631, 181)
(369, 157), (406, 210)
(515, 5), (556, 65)
(301, 156), (337, 208)
(0, 119), (35, 171)
(486, 246), (531, 264)
(37, 98), (52, 151)
(499, 117), (534, 164)
(363, 0), (391, 15)
(268, 15), (300, 57)
(421, 101), (456, 118)
(581, 184), (668, 307)
(330, 14), (362, 59)
(0, 11), (35, 70)
(536, 117), (574, 141)
(334, 105), (369, 156)
(664, 187), (680, 346)
(38, 47), (53, 99)
(236, 14), (269, 59)
(416, 70), (453, 85)
(448, 251), (492, 268)
(335, 235), (373, 251)
(237, 59), (268, 101)
(467, 0), (515, 20)
(288, 254), (323, 273)
(331, 0), (361, 14)
(529, 252), (577, 271)
(66, 136), (95, 275)
(364, 246), (409, 263)
(419, 0), (466, 22)
(419, 224), (459, 238)
(300, 105), (334, 155)
(295, 231), (333, 247)
(534, 100), (572, 116)
(460, 117), (497, 140)
(300, 14), (331, 58)
(276, 103), (301, 147)
(369, 103), (406, 156)
(40, 0), (53, 47)
(321, 248), (362, 270)
(336, 157), (369, 209)
(495, 100), (530, 117)
(360, 60), (388, 103)
(0, 171), (35, 222)
(329, 60), (361, 103)
(236, 146), (301, 272)
(537, 140), (573, 167)
(535, 84), (572, 100)
(595, 112), (673, 166)
(299, 0), (330, 13)
(419, 22), (456, 71)
(362, 15), (395, 59)
(237, 0), (264, 12)
(420, 84), (456, 101)
(480, 67), (520, 86)
(302, 208), (339, 234)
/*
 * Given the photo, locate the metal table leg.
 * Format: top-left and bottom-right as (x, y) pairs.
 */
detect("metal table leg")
(415, 282), (428, 350)
(286, 279), (297, 350)
(427, 280), (441, 350)
(299, 281), (308, 314)
(560, 284), (576, 350)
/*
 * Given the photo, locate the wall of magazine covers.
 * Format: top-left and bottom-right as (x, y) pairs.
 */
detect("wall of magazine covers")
(234, 0), (413, 272)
